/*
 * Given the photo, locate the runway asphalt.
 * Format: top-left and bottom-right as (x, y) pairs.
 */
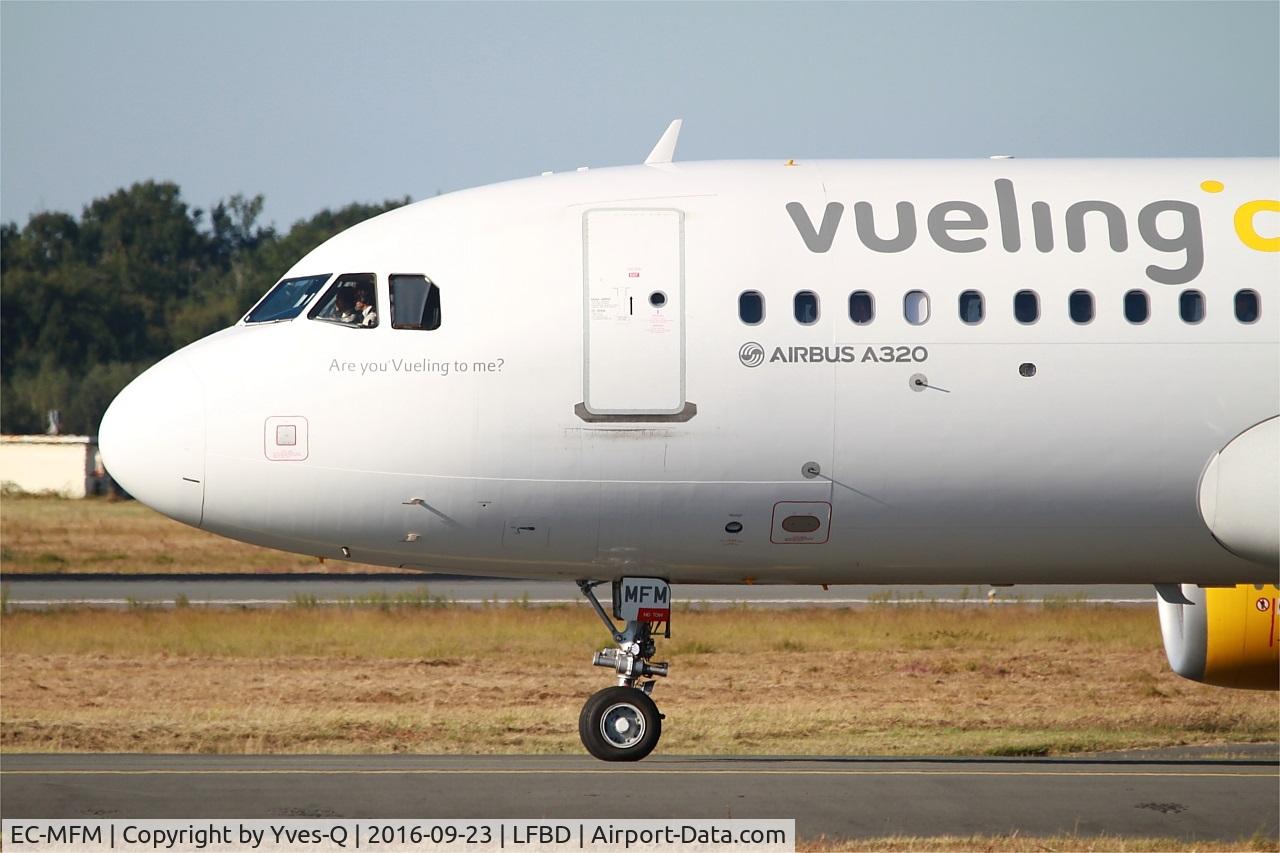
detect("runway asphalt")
(0, 575), (1157, 608)
(2, 747), (1277, 841)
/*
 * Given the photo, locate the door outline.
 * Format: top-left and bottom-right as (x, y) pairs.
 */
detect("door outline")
(579, 208), (695, 421)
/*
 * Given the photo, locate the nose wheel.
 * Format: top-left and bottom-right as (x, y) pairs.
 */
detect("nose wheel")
(577, 579), (671, 762)
(579, 686), (662, 761)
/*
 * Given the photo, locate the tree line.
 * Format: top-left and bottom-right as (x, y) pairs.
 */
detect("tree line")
(1, 182), (409, 435)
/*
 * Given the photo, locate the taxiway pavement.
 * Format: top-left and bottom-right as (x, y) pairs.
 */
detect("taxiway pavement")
(3, 748), (1276, 841)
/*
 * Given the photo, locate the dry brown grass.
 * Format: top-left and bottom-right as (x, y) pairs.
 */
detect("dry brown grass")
(0, 494), (397, 573)
(2, 606), (1276, 755)
(798, 835), (1278, 852)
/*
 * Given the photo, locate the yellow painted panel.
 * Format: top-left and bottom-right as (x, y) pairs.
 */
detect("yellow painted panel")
(1204, 584), (1279, 690)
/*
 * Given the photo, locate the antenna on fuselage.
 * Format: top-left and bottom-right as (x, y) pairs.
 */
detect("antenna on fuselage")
(644, 119), (683, 165)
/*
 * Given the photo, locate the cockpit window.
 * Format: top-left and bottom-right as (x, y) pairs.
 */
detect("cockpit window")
(244, 274), (330, 323)
(390, 274), (442, 330)
(309, 273), (378, 328)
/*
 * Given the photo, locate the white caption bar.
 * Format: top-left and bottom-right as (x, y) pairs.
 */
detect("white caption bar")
(3, 820), (795, 853)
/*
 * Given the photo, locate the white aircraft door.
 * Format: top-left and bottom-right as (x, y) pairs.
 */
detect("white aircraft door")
(583, 209), (685, 416)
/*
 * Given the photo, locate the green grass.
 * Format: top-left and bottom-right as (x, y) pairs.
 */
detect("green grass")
(0, 603), (1159, 659)
(2, 605), (1276, 756)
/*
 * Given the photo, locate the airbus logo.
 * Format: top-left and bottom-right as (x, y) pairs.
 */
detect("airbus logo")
(739, 342), (766, 368)
(737, 342), (929, 366)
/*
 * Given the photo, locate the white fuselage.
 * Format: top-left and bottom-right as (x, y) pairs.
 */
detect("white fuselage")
(99, 158), (1280, 584)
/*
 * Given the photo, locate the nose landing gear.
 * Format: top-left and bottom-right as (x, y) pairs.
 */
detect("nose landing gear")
(576, 578), (671, 761)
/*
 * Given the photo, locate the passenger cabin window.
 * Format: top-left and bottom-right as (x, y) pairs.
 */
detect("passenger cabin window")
(904, 290), (930, 325)
(958, 290), (984, 324)
(1235, 289), (1260, 324)
(390, 274), (442, 330)
(849, 291), (874, 325)
(739, 290), (764, 325)
(1124, 289), (1149, 324)
(1069, 290), (1094, 324)
(1014, 289), (1039, 324)
(1179, 290), (1205, 324)
(244, 274), (330, 323)
(310, 273), (378, 328)
(794, 291), (819, 325)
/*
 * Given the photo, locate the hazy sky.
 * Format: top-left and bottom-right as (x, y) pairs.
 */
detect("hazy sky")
(3, 1), (1277, 230)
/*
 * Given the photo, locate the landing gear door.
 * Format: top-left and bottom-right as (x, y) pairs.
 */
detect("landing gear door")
(613, 577), (672, 623)
(583, 209), (684, 416)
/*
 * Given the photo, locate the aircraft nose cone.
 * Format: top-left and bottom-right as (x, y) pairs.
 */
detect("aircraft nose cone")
(99, 352), (206, 527)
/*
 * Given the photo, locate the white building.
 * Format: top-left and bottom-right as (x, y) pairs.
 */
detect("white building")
(0, 435), (110, 498)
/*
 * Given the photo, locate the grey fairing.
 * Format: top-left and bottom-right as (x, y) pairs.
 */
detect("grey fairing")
(1157, 583), (1207, 681)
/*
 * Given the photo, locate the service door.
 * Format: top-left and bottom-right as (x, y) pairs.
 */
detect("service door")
(583, 209), (684, 416)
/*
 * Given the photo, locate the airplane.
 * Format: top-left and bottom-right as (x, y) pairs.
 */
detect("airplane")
(98, 121), (1280, 761)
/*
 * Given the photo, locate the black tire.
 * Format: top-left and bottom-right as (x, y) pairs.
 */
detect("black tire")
(578, 686), (662, 761)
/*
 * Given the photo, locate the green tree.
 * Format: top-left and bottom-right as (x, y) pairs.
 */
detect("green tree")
(1, 183), (410, 436)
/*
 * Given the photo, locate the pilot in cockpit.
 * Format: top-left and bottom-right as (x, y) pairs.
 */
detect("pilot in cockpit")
(355, 285), (378, 327)
(333, 290), (359, 324)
